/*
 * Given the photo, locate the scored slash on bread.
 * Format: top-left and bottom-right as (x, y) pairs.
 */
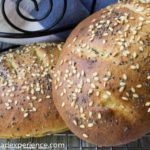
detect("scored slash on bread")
(52, 0), (150, 146)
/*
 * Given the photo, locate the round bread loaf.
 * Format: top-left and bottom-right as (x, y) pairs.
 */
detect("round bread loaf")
(0, 42), (67, 138)
(53, 0), (150, 146)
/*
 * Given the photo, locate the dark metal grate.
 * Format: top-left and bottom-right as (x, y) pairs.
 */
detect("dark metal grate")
(0, 132), (150, 150)
(0, 1), (150, 150)
(0, 0), (96, 38)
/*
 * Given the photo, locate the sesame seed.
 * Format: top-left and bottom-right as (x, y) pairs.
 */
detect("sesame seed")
(130, 65), (136, 70)
(103, 77), (108, 81)
(33, 107), (37, 112)
(103, 40), (106, 44)
(146, 21), (150, 24)
(119, 86), (125, 93)
(107, 71), (111, 76)
(145, 102), (150, 106)
(88, 89), (93, 95)
(106, 91), (111, 96)
(89, 101), (93, 107)
(7, 106), (12, 110)
(126, 92), (129, 97)
(15, 100), (18, 105)
(83, 133), (88, 138)
(98, 112), (101, 119)
(148, 108), (150, 113)
(94, 77), (99, 81)
(32, 96), (37, 100)
(63, 89), (66, 94)
(91, 83), (96, 88)
(61, 102), (65, 107)
(73, 37), (77, 42)
(5, 103), (9, 107)
(31, 88), (35, 95)
(103, 32), (108, 36)
(72, 120), (77, 126)
(80, 107), (84, 113)
(136, 84), (142, 88)
(120, 82), (126, 86)
(60, 92), (64, 96)
(8, 99), (12, 103)
(123, 74), (127, 80)
(71, 101), (75, 107)
(133, 52), (137, 58)
(131, 87), (135, 93)
(93, 72), (98, 77)
(139, 17), (144, 21)
(89, 111), (92, 117)
(46, 95), (51, 99)
(88, 123), (94, 128)
(24, 113), (28, 118)
(81, 70), (85, 76)
(21, 107), (24, 112)
(133, 94), (139, 98)
(87, 78), (91, 83)
(38, 99), (42, 102)
(103, 94), (109, 99)
(80, 125), (85, 128)
(122, 97), (128, 101)
(96, 91), (100, 97)
(147, 76), (150, 80)
(139, 47), (144, 52)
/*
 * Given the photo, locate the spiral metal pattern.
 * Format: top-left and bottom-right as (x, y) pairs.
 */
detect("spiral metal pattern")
(0, 0), (69, 38)
(0, 0), (96, 38)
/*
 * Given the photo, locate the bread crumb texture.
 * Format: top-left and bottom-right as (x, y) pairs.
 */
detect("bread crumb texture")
(53, 0), (150, 146)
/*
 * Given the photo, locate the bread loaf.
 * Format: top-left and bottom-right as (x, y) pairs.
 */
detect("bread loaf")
(0, 42), (67, 138)
(53, 0), (150, 146)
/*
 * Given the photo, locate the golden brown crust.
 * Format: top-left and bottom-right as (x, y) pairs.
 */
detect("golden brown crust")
(53, 0), (150, 146)
(0, 42), (67, 138)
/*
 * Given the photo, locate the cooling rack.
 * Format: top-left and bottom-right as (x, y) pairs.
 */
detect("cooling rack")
(0, 0), (150, 150)
(0, 132), (150, 150)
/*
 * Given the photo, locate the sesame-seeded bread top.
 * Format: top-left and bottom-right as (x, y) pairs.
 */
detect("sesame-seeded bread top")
(52, 0), (150, 146)
(0, 42), (67, 138)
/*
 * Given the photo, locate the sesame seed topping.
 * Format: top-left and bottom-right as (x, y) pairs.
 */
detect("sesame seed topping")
(147, 76), (150, 80)
(123, 74), (127, 80)
(96, 91), (100, 96)
(98, 113), (101, 119)
(80, 124), (85, 128)
(88, 123), (94, 128)
(72, 120), (77, 126)
(103, 94), (109, 99)
(88, 89), (93, 95)
(122, 97), (128, 101)
(145, 102), (150, 106)
(83, 133), (88, 138)
(136, 84), (142, 88)
(24, 113), (28, 118)
(91, 83), (96, 88)
(89, 101), (93, 107)
(133, 94), (139, 98)
(61, 102), (65, 107)
(119, 86), (125, 93)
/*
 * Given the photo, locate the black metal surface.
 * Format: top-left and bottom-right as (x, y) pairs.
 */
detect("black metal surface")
(0, 1), (150, 149)
(0, 0), (97, 38)
(0, 0), (70, 38)
(2, 132), (149, 150)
